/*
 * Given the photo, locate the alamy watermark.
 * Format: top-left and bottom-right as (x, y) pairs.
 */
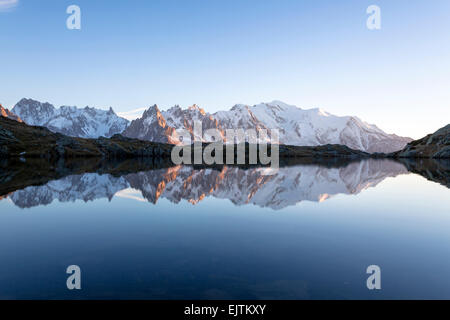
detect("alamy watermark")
(366, 5), (381, 30)
(66, 5), (81, 30)
(64, 6), (381, 32)
(170, 121), (279, 174)
(366, 265), (381, 290)
(66, 265), (81, 290)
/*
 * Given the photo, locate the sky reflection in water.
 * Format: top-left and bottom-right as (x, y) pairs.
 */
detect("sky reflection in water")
(0, 160), (449, 299)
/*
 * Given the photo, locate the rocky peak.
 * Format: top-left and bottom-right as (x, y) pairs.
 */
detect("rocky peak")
(142, 105), (166, 128)
(107, 107), (116, 115)
(188, 104), (206, 115)
(12, 98), (56, 126)
(0, 104), (23, 122)
(122, 105), (177, 144)
(142, 104), (160, 117)
(393, 124), (450, 158)
(230, 104), (248, 112)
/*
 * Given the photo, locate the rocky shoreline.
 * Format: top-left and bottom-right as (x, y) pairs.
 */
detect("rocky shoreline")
(390, 124), (450, 159)
(0, 117), (173, 159)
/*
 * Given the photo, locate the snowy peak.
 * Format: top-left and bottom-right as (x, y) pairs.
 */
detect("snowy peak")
(162, 104), (224, 143)
(214, 100), (411, 153)
(123, 100), (411, 152)
(12, 98), (56, 126)
(123, 103), (225, 145)
(12, 98), (129, 138)
(123, 104), (178, 144)
(142, 104), (167, 127)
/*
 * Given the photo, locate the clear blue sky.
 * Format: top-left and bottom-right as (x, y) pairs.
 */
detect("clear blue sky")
(1, 0), (449, 138)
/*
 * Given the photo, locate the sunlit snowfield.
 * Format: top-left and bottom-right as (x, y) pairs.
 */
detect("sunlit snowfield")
(0, 161), (449, 299)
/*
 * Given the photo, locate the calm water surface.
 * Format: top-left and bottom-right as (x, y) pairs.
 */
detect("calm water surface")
(0, 159), (449, 299)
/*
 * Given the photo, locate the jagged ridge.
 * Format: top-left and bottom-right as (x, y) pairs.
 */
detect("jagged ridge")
(123, 101), (412, 153)
(4, 98), (422, 154)
(2, 159), (408, 210)
(12, 98), (129, 138)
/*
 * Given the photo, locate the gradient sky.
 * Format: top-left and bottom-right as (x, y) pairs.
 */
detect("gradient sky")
(0, 0), (449, 139)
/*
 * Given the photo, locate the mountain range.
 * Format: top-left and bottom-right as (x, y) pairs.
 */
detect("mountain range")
(7, 160), (408, 210)
(11, 98), (129, 138)
(5, 98), (412, 153)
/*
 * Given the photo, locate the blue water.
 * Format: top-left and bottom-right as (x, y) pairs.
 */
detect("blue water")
(0, 161), (449, 299)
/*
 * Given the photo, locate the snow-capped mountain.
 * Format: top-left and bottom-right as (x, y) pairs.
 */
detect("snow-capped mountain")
(5, 160), (408, 210)
(122, 104), (224, 145)
(124, 100), (412, 153)
(162, 104), (224, 143)
(121, 105), (178, 144)
(11, 98), (411, 153)
(12, 98), (129, 138)
(10, 173), (128, 208)
(123, 159), (406, 209)
(0, 104), (22, 122)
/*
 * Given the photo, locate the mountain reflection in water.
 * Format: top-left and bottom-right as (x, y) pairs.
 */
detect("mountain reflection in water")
(0, 157), (449, 300)
(0, 159), (422, 210)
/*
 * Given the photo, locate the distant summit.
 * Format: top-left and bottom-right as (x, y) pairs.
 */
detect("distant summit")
(12, 98), (129, 138)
